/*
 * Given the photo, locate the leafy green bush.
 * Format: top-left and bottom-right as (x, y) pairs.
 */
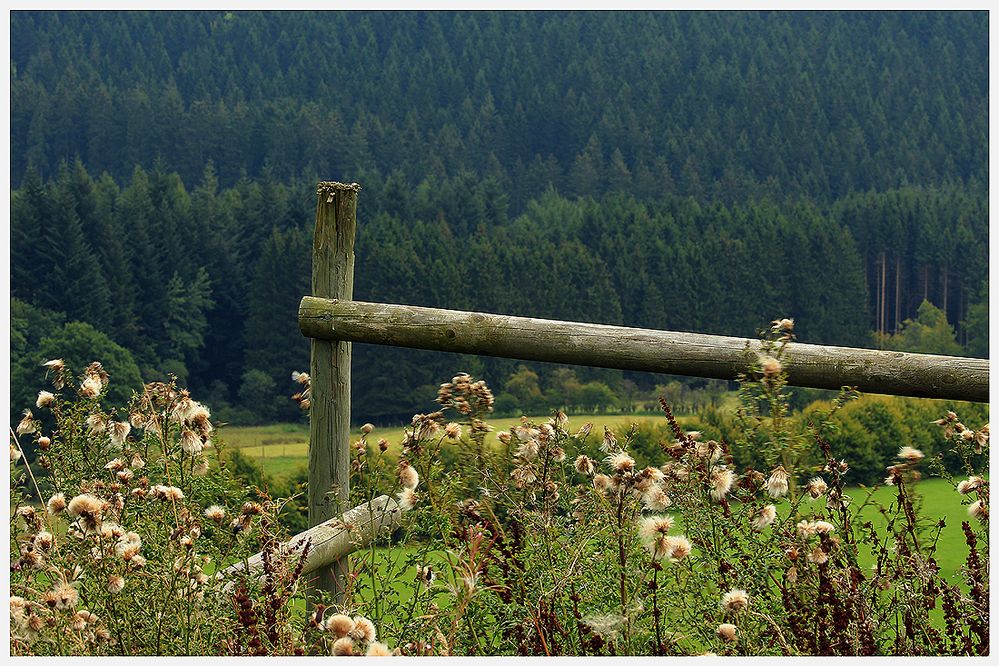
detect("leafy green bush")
(803, 396), (989, 487)
(10, 301), (142, 422)
(878, 300), (963, 355)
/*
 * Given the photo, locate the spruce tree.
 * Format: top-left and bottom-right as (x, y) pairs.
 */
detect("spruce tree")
(44, 167), (113, 328)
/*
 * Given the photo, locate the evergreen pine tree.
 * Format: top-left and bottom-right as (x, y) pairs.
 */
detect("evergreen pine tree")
(43, 166), (113, 327)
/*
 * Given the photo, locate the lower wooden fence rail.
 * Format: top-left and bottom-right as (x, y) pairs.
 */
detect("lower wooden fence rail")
(218, 495), (408, 588)
(296, 180), (990, 603)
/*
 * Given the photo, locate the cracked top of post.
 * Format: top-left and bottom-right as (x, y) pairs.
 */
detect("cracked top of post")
(316, 181), (362, 197)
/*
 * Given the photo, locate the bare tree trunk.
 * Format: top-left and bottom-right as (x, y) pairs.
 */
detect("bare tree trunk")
(942, 265), (949, 318)
(880, 251), (887, 338)
(875, 255), (881, 337)
(866, 253), (874, 333)
(895, 255), (902, 333)
(960, 289), (967, 345)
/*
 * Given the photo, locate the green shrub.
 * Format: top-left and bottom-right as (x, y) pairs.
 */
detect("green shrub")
(804, 395), (989, 486)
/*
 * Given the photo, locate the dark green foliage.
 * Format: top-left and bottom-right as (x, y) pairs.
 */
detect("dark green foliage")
(494, 365), (624, 416)
(226, 448), (272, 493)
(11, 165), (113, 327)
(7, 12), (988, 425)
(237, 369), (281, 424)
(8, 163), (986, 426)
(802, 396), (989, 486)
(242, 226), (311, 422)
(831, 187), (988, 340)
(963, 280), (989, 358)
(10, 12), (987, 201)
(163, 267), (215, 376)
(10, 298), (67, 421)
(502, 366), (545, 414)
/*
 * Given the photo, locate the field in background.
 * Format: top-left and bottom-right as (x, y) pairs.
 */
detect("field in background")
(342, 479), (980, 632)
(219, 418), (979, 581)
(264, 477), (982, 630)
(819, 478), (978, 579)
(219, 412), (695, 481)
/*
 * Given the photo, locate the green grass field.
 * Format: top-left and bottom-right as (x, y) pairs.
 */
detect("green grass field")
(220, 422), (312, 480)
(219, 417), (981, 583)
(219, 413), (689, 482)
(782, 477), (979, 579)
(353, 477), (976, 573)
(328, 478), (980, 642)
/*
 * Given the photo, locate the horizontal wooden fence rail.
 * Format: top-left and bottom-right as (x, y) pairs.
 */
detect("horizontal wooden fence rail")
(299, 296), (989, 403)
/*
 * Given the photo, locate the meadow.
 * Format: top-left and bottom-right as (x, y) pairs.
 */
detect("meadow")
(341, 475), (980, 648)
(12, 358), (988, 655)
(221, 416), (980, 580)
(9, 10), (988, 656)
(221, 413), (695, 482)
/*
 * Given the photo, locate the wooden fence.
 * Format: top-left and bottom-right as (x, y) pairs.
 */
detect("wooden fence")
(277, 181), (989, 601)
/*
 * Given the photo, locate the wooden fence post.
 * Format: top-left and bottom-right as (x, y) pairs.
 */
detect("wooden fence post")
(309, 181), (359, 601)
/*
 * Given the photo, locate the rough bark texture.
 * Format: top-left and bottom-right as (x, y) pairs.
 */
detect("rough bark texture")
(308, 182), (359, 601)
(299, 297), (988, 403)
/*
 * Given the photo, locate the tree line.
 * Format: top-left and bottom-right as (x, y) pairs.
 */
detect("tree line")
(10, 162), (986, 424)
(9, 10), (988, 423)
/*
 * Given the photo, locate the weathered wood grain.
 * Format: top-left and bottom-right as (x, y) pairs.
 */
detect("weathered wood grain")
(218, 495), (407, 588)
(299, 297), (989, 403)
(308, 182), (359, 601)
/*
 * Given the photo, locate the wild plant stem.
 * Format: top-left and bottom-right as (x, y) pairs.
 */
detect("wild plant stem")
(749, 610), (795, 655)
(616, 497), (627, 616)
(652, 565), (663, 654)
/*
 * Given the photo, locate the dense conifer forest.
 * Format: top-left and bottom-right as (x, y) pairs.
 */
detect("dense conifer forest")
(9, 11), (988, 423)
